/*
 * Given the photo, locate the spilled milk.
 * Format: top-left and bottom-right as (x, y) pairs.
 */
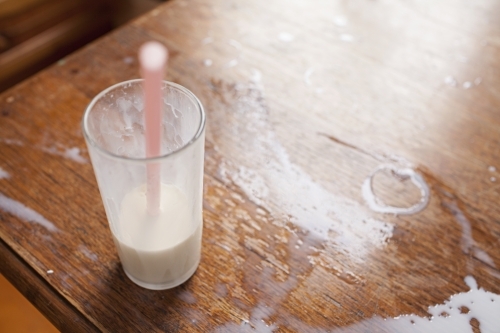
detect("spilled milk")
(334, 276), (500, 333)
(362, 164), (430, 215)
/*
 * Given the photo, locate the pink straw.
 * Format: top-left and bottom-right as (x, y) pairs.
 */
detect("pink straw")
(139, 41), (168, 216)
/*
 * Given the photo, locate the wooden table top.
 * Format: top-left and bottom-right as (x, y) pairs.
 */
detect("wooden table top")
(1, 0), (500, 332)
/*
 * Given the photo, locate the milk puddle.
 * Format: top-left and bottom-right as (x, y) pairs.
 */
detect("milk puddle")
(333, 276), (499, 333)
(362, 164), (430, 215)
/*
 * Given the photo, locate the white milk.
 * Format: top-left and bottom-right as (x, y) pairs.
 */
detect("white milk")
(112, 184), (202, 289)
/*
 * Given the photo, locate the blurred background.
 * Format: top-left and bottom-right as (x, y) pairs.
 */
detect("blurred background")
(0, 1), (162, 331)
(0, 0), (163, 92)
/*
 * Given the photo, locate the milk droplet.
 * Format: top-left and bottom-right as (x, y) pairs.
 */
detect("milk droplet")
(251, 69), (262, 83)
(228, 39), (242, 50)
(334, 16), (348, 27)
(444, 76), (457, 87)
(340, 34), (354, 42)
(63, 147), (88, 164)
(0, 167), (10, 179)
(304, 68), (314, 86)
(226, 59), (238, 67)
(202, 36), (213, 45)
(278, 32), (295, 42)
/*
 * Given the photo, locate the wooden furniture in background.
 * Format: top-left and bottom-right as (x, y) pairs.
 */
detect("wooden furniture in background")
(0, 0), (114, 92)
(0, 0), (499, 331)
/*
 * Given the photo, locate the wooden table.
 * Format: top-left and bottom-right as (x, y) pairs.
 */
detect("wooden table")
(1, 0), (500, 331)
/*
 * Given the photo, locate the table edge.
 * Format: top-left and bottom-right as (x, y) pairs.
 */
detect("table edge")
(0, 239), (100, 333)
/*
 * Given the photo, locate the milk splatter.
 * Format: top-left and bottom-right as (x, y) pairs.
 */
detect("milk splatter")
(0, 192), (58, 232)
(202, 36), (213, 45)
(228, 39), (243, 50)
(278, 32), (295, 42)
(333, 16), (348, 27)
(226, 59), (239, 68)
(333, 276), (500, 333)
(442, 199), (495, 269)
(214, 302), (277, 333)
(1, 138), (87, 163)
(473, 248), (495, 267)
(339, 34), (354, 42)
(456, 54), (468, 63)
(214, 83), (393, 262)
(304, 68), (314, 86)
(0, 138), (23, 146)
(78, 244), (98, 261)
(250, 69), (262, 83)
(176, 289), (197, 304)
(41, 146), (88, 164)
(63, 147), (88, 164)
(444, 76), (457, 87)
(0, 167), (9, 179)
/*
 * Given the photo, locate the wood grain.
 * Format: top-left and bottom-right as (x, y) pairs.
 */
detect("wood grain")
(0, 0), (499, 331)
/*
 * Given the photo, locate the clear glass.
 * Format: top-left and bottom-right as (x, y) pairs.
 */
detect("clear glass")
(82, 79), (205, 290)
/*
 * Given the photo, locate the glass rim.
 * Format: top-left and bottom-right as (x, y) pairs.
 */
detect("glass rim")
(82, 79), (206, 163)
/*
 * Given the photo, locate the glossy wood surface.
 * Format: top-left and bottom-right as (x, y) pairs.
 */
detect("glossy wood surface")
(1, 0), (499, 331)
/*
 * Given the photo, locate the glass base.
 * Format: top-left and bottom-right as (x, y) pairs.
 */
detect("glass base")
(123, 258), (200, 290)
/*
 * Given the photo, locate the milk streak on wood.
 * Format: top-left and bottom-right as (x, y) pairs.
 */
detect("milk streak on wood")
(0, 0), (500, 332)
